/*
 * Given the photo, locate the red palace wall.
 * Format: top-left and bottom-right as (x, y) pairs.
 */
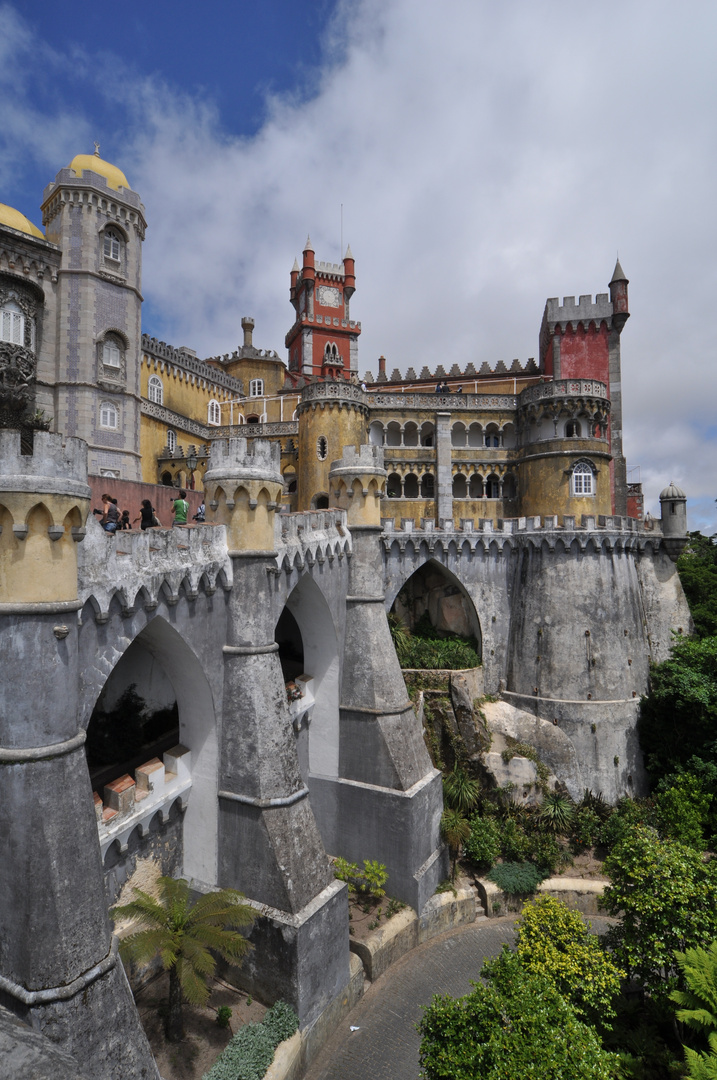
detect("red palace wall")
(89, 476), (205, 528)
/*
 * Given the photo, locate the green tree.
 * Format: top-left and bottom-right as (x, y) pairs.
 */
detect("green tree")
(601, 827), (717, 1002)
(672, 942), (717, 1080)
(418, 948), (619, 1079)
(677, 532), (717, 639)
(639, 635), (717, 780)
(654, 772), (712, 850)
(515, 896), (624, 1026)
(112, 877), (255, 1042)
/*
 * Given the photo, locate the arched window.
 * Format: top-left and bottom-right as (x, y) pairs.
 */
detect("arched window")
(245, 414), (260, 424)
(403, 422), (418, 447)
(101, 334), (123, 370)
(469, 474), (484, 498)
(404, 474), (419, 498)
(249, 379), (264, 398)
(486, 475), (500, 499)
(386, 473), (402, 498)
(1, 300), (26, 346)
(207, 399), (221, 425)
(167, 429), (177, 454)
(316, 436), (328, 461)
(420, 473), (435, 498)
(565, 420), (581, 438)
(99, 401), (118, 429)
(571, 462), (594, 496)
(103, 228), (122, 262)
(148, 375), (163, 404)
(451, 423), (467, 448)
(453, 474), (467, 499)
(484, 429), (501, 448)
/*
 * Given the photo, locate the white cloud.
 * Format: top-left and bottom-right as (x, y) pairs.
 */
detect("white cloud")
(3, 0), (717, 528)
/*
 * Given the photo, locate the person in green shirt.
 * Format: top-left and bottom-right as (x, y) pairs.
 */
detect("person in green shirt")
(170, 489), (189, 526)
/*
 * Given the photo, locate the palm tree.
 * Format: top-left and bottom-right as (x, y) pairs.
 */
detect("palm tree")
(111, 877), (255, 1042)
(443, 767), (481, 815)
(441, 808), (471, 882)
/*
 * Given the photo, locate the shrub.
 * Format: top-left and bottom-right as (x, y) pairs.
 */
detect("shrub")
(524, 830), (565, 875)
(419, 948), (619, 1079)
(516, 896), (624, 1025)
(391, 612), (480, 670)
(654, 773), (711, 850)
(572, 806), (603, 850)
(465, 815), (501, 869)
(215, 1005), (232, 1029)
(202, 1001), (298, 1080)
(537, 792), (575, 833)
(487, 862), (547, 896)
(499, 818), (532, 863)
(443, 768), (481, 814)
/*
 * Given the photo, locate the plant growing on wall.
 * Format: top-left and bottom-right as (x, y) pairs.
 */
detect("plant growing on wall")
(112, 877), (255, 1043)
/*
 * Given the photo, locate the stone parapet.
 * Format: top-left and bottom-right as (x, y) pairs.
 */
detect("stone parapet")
(297, 379), (369, 415)
(543, 292), (614, 332)
(368, 391), (517, 411)
(274, 509), (352, 573)
(0, 430), (90, 498)
(519, 378), (608, 405)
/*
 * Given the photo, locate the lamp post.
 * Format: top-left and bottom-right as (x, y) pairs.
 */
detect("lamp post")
(186, 447), (198, 491)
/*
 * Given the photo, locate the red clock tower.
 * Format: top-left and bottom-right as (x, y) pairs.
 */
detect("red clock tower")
(285, 237), (361, 381)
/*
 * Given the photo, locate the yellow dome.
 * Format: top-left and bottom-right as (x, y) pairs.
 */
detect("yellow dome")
(0, 203), (44, 239)
(68, 153), (130, 192)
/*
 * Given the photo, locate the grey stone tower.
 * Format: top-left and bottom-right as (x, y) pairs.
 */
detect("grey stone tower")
(40, 151), (146, 480)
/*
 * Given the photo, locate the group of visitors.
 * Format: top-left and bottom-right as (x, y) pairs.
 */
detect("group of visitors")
(92, 490), (206, 533)
(435, 381), (463, 394)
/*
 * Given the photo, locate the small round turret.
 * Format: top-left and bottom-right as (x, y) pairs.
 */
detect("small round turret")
(609, 258), (629, 325)
(659, 480), (687, 560)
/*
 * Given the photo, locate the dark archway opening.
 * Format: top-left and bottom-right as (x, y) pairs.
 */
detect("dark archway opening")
(390, 559), (482, 662)
(275, 606), (305, 682)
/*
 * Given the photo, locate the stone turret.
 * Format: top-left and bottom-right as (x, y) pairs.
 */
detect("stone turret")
(0, 431), (90, 604)
(659, 481), (688, 561)
(328, 444), (386, 526)
(203, 438), (283, 552)
(0, 430), (158, 1078)
(296, 381), (369, 511)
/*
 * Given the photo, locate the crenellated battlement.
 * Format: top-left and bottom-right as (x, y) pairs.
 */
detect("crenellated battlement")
(543, 292), (613, 330)
(0, 430), (90, 497)
(381, 511), (660, 544)
(205, 437), (282, 478)
(364, 357), (539, 384)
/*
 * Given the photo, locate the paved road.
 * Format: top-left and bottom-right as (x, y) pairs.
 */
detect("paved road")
(303, 916), (613, 1080)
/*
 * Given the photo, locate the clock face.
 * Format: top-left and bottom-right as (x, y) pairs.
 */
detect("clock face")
(317, 285), (340, 308)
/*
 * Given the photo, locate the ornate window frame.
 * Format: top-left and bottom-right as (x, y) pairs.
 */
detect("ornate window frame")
(0, 285), (37, 352)
(568, 459), (597, 497)
(148, 375), (163, 404)
(207, 399), (221, 425)
(99, 400), (119, 430)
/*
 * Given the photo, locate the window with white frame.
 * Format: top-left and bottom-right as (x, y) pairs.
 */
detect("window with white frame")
(103, 228), (122, 262)
(571, 462), (594, 496)
(207, 399), (221, 425)
(0, 300), (25, 346)
(249, 379), (264, 398)
(167, 429), (177, 454)
(99, 401), (118, 429)
(102, 338), (122, 368)
(148, 375), (163, 404)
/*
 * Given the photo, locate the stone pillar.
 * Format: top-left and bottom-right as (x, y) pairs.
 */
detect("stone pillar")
(203, 439), (349, 1027)
(435, 410), (452, 523)
(0, 431), (158, 1079)
(328, 446), (447, 910)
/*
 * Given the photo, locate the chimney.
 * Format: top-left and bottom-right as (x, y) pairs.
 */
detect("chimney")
(241, 316), (255, 349)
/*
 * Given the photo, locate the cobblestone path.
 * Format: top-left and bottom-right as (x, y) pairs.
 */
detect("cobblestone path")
(303, 915), (613, 1080)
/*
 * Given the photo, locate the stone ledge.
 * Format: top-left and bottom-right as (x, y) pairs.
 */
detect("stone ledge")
(476, 875), (606, 917)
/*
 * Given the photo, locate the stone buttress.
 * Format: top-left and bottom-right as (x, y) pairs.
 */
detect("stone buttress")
(203, 438), (349, 1027)
(0, 431), (159, 1079)
(326, 445), (447, 909)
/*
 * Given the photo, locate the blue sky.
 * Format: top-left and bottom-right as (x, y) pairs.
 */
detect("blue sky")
(2, 0), (716, 530)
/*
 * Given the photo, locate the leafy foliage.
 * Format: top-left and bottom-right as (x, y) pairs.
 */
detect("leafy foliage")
(389, 612), (480, 670)
(654, 772), (712, 850)
(443, 767), (481, 815)
(464, 815), (501, 869)
(677, 532), (717, 640)
(516, 896), (624, 1025)
(332, 857), (388, 899)
(112, 877), (254, 1042)
(202, 1000), (298, 1080)
(418, 948), (619, 1079)
(601, 826), (717, 1002)
(572, 806), (604, 850)
(639, 635), (717, 781)
(486, 861), (547, 895)
(672, 942), (717, 1080)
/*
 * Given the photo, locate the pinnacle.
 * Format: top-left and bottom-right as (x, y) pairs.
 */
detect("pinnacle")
(292, 257), (299, 272)
(304, 234), (314, 252)
(610, 257), (627, 284)
(344, 243), (354, 260)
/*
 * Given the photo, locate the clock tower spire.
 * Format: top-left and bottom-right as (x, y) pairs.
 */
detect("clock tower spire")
(285, 241), (361, 381)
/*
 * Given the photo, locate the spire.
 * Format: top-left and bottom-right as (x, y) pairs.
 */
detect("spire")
(304, 234), (314, 252)
(610, 257), (628, 284)
(344, 243), (354, 260)
(291, 257), (299, 272)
